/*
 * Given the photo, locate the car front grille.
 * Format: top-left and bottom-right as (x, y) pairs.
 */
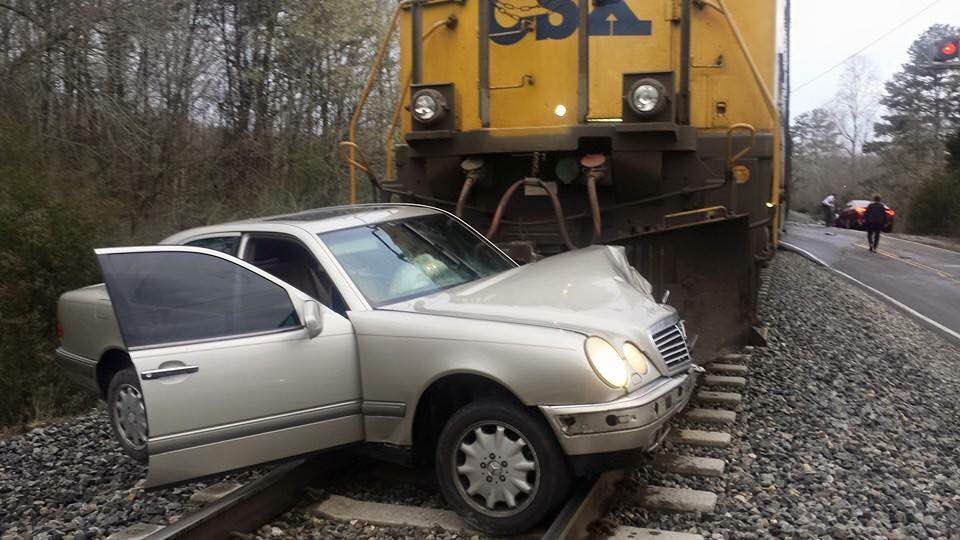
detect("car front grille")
(652, 323), (691, 374)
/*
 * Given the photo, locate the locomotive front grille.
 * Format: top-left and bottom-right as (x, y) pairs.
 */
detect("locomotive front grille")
(652, 323), (692, 374)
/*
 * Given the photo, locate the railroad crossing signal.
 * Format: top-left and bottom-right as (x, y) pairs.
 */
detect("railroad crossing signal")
(933, 37), (960, 62)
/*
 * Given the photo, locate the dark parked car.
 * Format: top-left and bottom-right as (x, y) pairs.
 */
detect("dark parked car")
(834, 200), (895, 232)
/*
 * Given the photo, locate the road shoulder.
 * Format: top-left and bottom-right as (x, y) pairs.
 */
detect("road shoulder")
(779, 241), (960, 348)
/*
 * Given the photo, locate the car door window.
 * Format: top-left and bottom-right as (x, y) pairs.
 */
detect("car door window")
(185, 236), (240, 256)
(244, 236), (349, 317)
(98, 251), (300, 348)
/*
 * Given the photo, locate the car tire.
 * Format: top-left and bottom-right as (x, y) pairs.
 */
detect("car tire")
(435, 399), (571, 535)
(107, 367), (149, 462)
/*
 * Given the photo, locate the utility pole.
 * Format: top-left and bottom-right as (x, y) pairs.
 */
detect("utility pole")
(783, 0), (792, 229)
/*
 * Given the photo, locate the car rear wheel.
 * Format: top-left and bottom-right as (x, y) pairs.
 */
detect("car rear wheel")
(435, 399), (570, 535)
(107, 367), (149, 462)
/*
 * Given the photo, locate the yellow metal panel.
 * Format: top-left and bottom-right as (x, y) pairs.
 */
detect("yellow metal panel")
(488, 9), (579, 128)
(689, 0), (778, 132)
(425, 3), (480, 131)
(399, 8), (412, 134)
(587, 0), (675, 120)
(399, 0), (780, 134)
(399, 2), (480, 133)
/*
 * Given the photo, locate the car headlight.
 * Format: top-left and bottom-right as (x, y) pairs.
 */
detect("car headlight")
(621, 342), (651, 376)
(412, 89), (447, 125)
(627, 79), (666, 115)
(584, 337), (629, 388)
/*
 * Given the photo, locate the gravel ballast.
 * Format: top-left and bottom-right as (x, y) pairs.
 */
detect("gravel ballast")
(612, 251), (960, 538)
(0, 409), (263, 538)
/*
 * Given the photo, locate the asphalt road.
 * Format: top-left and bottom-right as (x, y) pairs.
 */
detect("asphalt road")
(780, 222), (960, 341)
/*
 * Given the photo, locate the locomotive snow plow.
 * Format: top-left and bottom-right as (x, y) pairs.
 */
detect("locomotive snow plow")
(343, 0), (785, 358)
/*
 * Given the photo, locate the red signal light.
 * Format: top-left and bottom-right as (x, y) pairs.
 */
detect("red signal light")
(934, 37), (960, 62)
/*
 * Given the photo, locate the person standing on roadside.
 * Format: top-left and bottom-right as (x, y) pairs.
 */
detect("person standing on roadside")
(865, 194), (888, 252)
(821, 193), (836, 227)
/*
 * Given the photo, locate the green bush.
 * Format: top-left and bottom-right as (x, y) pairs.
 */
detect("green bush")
(0, 125), (101, 427)
(908, 173), (960, 237)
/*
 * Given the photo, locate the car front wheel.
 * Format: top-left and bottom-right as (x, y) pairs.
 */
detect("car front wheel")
(107, 367), (149, 462)
(435, 399), (570, 535)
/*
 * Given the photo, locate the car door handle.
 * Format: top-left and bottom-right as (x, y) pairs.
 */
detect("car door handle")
(141, 365), (200, 380)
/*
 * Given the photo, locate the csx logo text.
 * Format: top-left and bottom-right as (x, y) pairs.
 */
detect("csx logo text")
(491, 0), (652, 45)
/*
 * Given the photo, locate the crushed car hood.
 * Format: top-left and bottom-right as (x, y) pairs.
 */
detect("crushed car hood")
(382, 245), (676, 340)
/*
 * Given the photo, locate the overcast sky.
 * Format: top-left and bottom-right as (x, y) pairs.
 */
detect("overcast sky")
(791, 0), (960, 118)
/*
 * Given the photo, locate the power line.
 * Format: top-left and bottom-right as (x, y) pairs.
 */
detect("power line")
(793, 0), (945, 93)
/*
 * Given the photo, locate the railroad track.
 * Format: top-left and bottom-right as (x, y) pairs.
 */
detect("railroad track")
(108, 350), (752, 540)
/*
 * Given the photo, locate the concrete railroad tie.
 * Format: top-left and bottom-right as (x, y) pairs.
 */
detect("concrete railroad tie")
(685, 407), (737, 425)
(612, 527), (705, 540)
(719, 353), (751, 363)
(188, 481), (243, 505)
(312, 495), (474, 533)
(654, 454), (726, 477)
(695, 390), (743, 406)
(669, 429), (733, 448)
(105, 523), (164, 540)
(702, 374), (747, 388)
(635, 486), (718, 513)
(706, 363), (749, 375)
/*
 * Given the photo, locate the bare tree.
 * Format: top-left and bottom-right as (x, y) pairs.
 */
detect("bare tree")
(831, 56), (881, 184)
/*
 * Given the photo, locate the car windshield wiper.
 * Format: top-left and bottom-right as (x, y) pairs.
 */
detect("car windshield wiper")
(401, 223), (480, 277)
(371, 227), (408, 262)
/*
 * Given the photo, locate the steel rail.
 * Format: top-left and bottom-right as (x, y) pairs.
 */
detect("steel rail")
(144, 453), (347, 540)
(140, 454), (629, 540)
(543, 471), (625, 540)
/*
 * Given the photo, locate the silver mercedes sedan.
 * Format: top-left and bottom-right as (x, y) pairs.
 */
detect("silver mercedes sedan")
(55, 203), (697, 535)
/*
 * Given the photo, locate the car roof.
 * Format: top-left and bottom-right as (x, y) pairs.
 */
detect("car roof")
(261, 204), (441, 233)
(161, 204), (445, 243)
(847, 200), (891, 208)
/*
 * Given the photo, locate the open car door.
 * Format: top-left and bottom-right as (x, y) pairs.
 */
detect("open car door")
(96, 246), (363, 487)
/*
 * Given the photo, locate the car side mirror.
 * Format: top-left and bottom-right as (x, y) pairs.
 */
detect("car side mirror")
(304, 300), (324, 339)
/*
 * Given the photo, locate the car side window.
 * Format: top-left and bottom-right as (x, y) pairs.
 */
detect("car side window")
(185, 236), (240, 256)
(98, 251), (300, 348)
(243, 236), (349, 317)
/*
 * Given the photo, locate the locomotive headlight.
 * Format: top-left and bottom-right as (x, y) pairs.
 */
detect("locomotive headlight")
(412, 89), (447, 125)
(627, 79), (667, 116)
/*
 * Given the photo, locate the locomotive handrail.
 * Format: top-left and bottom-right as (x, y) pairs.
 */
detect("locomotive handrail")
(345, 2), (404, 204)
(726, 123), (756, 168)
(699, 0), (783, 241)
(338, 142), (381, 194)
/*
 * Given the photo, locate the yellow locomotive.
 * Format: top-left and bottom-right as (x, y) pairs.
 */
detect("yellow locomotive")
(345, 0), (784, 355)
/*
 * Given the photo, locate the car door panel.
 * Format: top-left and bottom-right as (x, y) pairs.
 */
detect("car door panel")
(95, 246), (363, 487)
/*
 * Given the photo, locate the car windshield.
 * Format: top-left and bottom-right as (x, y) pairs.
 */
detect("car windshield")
(320, 213), (516, 306)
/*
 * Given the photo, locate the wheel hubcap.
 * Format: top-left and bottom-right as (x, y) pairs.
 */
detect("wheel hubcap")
(452, 421), (539, 517)
(114, 384), (148, 450)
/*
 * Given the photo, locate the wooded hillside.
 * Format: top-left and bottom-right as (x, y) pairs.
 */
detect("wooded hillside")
(0, 0), (398, 426)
